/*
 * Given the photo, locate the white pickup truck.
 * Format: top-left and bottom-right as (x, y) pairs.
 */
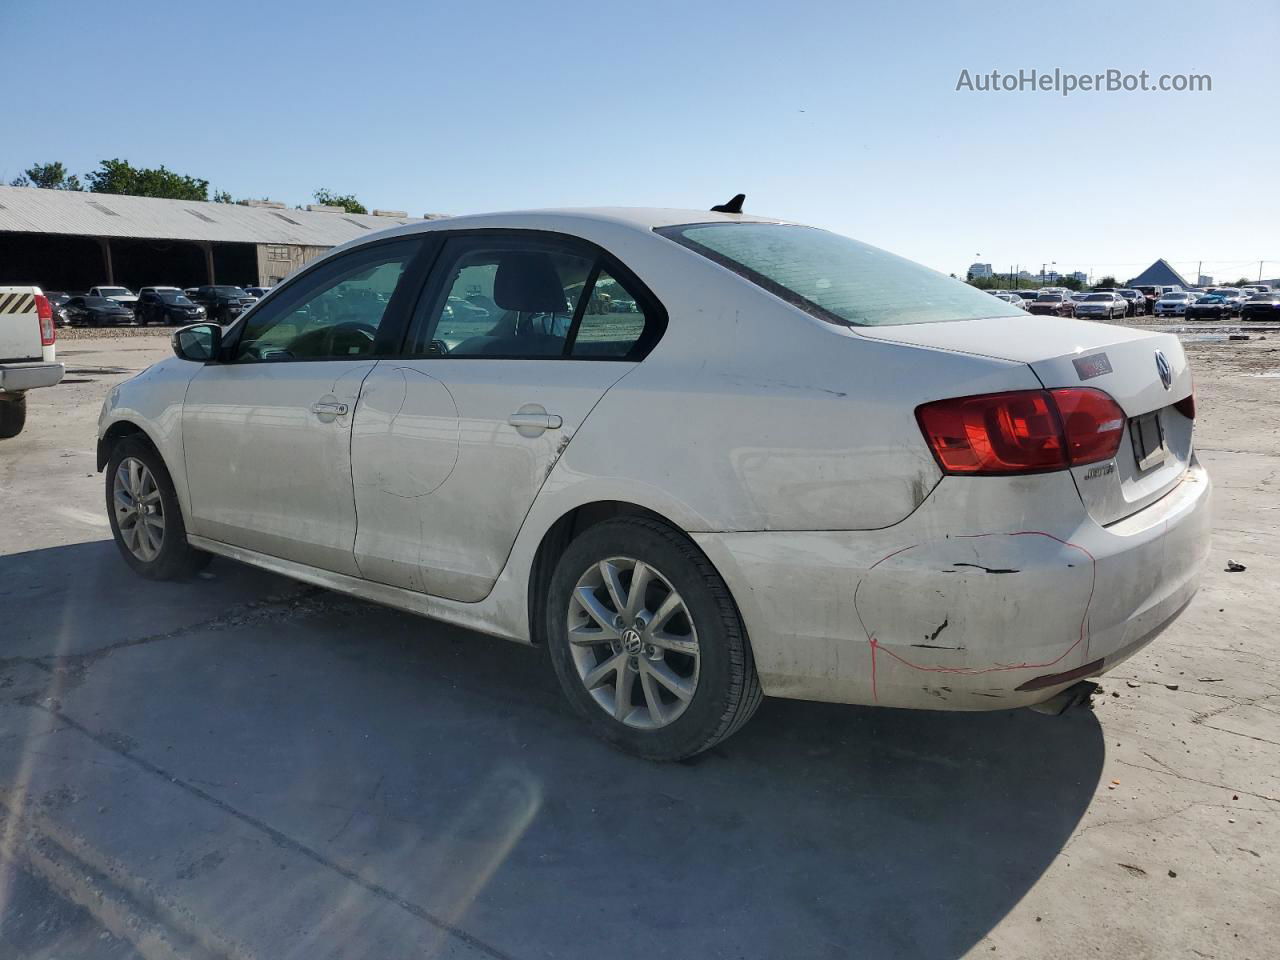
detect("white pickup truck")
(0, 286), (65, 438)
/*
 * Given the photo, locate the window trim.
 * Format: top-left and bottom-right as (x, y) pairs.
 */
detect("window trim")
(397, 228), (667, 363)
(216, 236), (437, 364)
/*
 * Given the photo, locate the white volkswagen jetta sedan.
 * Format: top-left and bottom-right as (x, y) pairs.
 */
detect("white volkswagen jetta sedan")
(98, 207), (1210, 760)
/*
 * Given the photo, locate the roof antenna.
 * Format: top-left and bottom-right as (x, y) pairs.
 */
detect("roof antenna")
(710, 193), (745, 214)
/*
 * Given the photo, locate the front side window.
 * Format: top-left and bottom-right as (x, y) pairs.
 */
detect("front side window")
(234, 241), (417, 361)
(658, 222), (1025, 327)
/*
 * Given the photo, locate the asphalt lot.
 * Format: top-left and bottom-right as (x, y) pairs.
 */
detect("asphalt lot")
(1, 329), (1277, 959)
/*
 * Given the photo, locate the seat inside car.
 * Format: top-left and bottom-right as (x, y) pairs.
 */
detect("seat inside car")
(454, 251), (570, 356)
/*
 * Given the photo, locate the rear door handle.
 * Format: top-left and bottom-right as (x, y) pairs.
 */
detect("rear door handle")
(508, 412), (563, 430)
(311, 400), (349, 419)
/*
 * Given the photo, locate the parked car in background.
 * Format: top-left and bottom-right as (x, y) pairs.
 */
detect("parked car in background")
(188, 285), (257, 324)
(1241, 293), (1280, 321)
(1074, 293), (1127, 320)
(63, 295), (136, 327)
(1185, 294), (1233, 321)
(243, 286), (272, 299)
(88, 285), (140, 314)
(1028, 293), (1075, 317)
(993, 293), (1026, 309)
(1155, 292), (1196, 317)
(1116, 289), (1145, 316)
(0, 285), (63, 438)
(1012, 289), (1041, 303)
(136, 289), (209, 326)
(1205, 288), (1247, 314)
(45, 291), (76, 326)
(96, 206), (1209, 760)
(1241, 284), (1272, 296)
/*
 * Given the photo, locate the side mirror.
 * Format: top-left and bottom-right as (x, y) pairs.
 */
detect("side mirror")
(172, 322), (222, 362)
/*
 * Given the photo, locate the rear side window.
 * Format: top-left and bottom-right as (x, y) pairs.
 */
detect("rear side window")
(570, 269), (648, 358)
(657, 222), (1025, 327)
(407, 234), (662, 360)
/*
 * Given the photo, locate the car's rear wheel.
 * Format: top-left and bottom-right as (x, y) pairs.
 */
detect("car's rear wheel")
(0, 394), (27, 439)
(105, 435), (209, 580)
(546, 517), (762, 761)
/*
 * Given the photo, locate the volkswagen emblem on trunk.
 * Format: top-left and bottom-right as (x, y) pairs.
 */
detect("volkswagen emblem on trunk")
(1155, 350), (1172, 390)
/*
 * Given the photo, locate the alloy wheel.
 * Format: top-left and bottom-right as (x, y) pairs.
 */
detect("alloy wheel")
(113, 457), (165, 562)
(566, 557), (700, 729)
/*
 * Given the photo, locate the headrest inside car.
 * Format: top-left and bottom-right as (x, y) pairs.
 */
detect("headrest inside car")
(493, 252), (568, 313)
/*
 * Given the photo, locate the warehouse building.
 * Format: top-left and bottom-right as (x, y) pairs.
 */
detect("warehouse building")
(0, 185), (440, 292)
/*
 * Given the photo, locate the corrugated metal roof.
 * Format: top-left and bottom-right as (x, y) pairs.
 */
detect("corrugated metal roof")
(0, 186), (432, 245)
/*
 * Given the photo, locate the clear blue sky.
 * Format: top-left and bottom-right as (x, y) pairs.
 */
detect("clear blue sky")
(2, 0), (1276, 280)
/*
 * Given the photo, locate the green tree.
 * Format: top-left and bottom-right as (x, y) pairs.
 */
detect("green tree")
(313, 188), (367, 215)
(85, 158), (209, 201)
(213, 190), (233, 203)
(1232, 277), (1250, 287)
(1094, 276), (1118, 289)
(10, 161), (82, 190)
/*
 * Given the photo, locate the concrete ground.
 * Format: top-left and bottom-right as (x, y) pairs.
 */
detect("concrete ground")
(0, 329), (1276, 959)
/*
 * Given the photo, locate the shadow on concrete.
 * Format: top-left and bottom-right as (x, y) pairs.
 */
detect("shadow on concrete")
(0, 544), (1105, 959)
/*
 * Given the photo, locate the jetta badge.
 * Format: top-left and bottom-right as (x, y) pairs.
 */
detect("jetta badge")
(1155, 350), (1173, 390)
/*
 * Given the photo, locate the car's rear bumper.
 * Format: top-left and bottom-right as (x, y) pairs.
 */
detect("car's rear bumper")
(0, 361), (64, 392)
(693, 459), (1212, 711)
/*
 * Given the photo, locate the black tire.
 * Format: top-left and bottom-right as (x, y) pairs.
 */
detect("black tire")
(546, 517), (762, 761)
(0, 394), (27, 439)
(105, 435), (210, 580)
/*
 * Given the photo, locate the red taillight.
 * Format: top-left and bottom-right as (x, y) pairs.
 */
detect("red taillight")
(1049, 387), (1126, 465)
(916, 390), (1066, 474)
(1174, 374), (1195, 420)
(35, 294), (56, 346)
(917, 387), (1126, 475)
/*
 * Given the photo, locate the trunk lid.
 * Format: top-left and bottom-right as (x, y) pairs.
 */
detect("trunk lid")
(0, 287), (44, 361)
(856, 316), (1194, 525)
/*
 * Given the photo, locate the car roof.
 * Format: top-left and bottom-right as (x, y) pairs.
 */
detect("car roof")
(334, 206), (787, 247)
(419, 207), (786, 231)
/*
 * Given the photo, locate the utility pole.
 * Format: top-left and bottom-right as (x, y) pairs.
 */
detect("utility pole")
(1197, 261), (1202, 285)
(1261, 261), (1266, 282)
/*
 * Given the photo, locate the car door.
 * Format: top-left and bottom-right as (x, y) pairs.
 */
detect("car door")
(181, 238), (429, 575)
(350, 231), (664, 601)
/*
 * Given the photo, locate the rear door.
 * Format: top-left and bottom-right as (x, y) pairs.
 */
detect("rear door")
(0, 287), (42, 360)
(182, 238), (428, 574)
(351, 232), (664, 601)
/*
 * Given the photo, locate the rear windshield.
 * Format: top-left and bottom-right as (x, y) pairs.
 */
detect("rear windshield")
(656, 222), (1024, 326)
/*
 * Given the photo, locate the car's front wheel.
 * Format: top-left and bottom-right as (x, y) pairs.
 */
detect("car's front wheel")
(105, 435), (209, 580)
(546, 517), (762, 761)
